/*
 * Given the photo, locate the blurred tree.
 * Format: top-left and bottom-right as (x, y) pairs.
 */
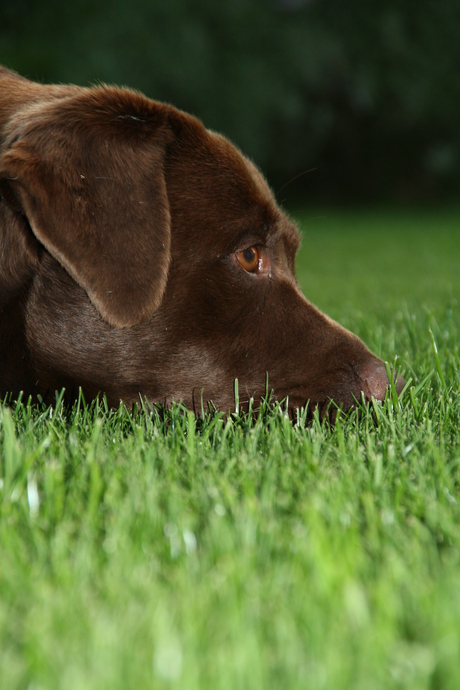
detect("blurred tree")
(0, 0), (458, 203)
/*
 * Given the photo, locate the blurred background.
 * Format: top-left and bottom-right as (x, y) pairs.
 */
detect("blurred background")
(0, 0), (459, 205)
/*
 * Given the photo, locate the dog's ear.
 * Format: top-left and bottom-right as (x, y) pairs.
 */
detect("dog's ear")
(0, 87), (173, 327)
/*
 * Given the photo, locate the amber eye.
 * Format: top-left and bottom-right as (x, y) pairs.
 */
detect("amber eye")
(236, 246), (260, 273)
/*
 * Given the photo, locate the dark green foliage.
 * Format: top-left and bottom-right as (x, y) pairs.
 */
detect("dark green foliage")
(1, 0), (458, 202)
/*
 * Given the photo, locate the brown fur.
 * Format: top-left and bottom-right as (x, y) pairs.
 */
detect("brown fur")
(0, 66), (403, 415)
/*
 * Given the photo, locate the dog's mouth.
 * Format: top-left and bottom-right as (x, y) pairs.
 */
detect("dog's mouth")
(257, 377), (396, 424)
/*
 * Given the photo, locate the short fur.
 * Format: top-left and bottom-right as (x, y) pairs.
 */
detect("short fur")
(0, 66), (403, 415)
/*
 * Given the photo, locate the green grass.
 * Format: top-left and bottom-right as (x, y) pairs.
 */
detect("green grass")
(1, 207), (460, 690)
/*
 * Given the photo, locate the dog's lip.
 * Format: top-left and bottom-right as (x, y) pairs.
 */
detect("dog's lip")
(268, 377), (394, 414)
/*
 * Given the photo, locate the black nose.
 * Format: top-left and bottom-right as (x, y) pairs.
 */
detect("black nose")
(360, 360), (405, 402)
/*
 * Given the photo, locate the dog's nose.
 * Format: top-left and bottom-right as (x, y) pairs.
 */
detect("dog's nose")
(361, 360), (405, 402)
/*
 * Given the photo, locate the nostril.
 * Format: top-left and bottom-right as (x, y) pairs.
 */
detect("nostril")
(360, 360), (404, 402)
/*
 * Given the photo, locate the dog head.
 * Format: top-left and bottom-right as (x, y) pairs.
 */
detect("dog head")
(0, 67), (404, 415)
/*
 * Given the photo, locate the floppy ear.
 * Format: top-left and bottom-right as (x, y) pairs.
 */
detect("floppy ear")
(0, 87), (172, 327)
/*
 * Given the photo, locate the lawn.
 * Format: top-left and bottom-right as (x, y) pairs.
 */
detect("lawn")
(1, 207), (460, 690)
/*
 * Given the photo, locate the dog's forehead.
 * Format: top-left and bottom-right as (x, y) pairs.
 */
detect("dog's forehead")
(165, 113), (301, 253)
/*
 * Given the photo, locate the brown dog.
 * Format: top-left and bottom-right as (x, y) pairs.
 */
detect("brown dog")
(0, 66), (403, 416)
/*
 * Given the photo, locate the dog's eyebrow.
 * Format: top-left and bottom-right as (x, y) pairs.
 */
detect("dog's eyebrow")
(227, 222), (270, 251)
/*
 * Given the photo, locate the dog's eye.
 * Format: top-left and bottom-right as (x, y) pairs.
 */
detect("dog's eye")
(237, 246), (260, 273)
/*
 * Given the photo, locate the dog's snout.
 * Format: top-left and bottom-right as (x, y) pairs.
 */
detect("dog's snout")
(361, 360), (405, 402)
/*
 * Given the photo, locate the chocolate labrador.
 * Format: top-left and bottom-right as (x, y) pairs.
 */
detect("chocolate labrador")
(0, 66), (404, 416)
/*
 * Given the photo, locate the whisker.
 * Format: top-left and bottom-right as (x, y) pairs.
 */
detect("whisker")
(276, 167), (317, 195)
